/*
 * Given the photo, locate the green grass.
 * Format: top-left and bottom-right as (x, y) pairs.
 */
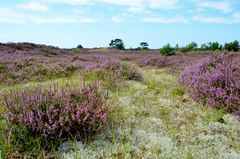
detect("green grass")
(57, 68), (240, 159)
(1, 68), (240, 158)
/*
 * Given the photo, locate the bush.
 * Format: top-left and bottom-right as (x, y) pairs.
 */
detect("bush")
(3, 83), (110, 142)
(224, 40), (239, 52)
(179, 47), (191, 53)
(76, 44), (83, 49)
(140, 42), (149, 50)
(138, 56), (167, 68)
(160, 44), (175, 56)
(179, 54), (240, 112)
(109, 39), (125, 50)
(123, 65), (143, 81)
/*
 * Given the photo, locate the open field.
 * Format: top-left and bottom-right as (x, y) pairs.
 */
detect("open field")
(0, 43), (239, 158)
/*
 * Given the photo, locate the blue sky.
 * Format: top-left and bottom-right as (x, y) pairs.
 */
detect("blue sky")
(0, 0), (240, 48)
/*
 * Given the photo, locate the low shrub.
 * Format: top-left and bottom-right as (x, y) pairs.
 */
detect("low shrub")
(123, 65), (143, 81)
(3, 83), (110, 148)
(160, 44), (175, 56)
(138, 56), (167, 68)
(179, 53), (240, 112)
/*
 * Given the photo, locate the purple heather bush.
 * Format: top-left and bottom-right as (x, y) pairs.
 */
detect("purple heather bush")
(179, 53), (240, 112)
(0, 51), (143, 85)
(3, 82), (110, 140)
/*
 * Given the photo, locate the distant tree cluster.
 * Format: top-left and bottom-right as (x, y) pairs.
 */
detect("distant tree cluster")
(107, 39), (239, 56)
(109, 39), (150, 50)
(224, 40), (239, 52)
(109, 39), (125, 50)
(76, 44), (83, 49)
(176, 40), (239, 53)
(160, 43), (175, 56)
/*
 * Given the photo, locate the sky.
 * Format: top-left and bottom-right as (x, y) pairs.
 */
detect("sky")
(0, 0), (240, 49)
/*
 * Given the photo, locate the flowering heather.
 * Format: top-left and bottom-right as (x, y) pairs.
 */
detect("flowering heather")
(137, 52), (213, 73)
(179, 53), (240, 112)
(3, 83), (110, 140)
(0, 49), (143, 85)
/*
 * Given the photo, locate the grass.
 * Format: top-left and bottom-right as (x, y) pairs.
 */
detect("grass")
(0, 68), (239, 158)
(58, 68), (240, 158)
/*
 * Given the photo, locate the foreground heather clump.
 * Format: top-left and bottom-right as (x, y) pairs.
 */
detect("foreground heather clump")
(179, 53), (240, 112)
(3, 82), (109, 141)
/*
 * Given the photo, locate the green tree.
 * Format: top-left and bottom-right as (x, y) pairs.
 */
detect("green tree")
(109, 39), (125, 50)
(160, 43), (175, 56)
(187, 41), (198, 50)
(140, 42), (149, 50)
(200, 43), (209, 51)
(175, 44), (179, 51)
(224, 40), (239, 52)
(76, 44), (83, 49)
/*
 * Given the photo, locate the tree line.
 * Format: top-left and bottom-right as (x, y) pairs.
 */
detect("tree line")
(75, 39), (239, 55)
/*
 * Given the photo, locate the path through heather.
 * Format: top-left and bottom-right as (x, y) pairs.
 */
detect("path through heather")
(60, 68), (240, 159)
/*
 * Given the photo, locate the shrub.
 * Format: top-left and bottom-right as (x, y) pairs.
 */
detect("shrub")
(160, 44), (175, 56)
(224, 40), (239, 52)
(138, 56), (167, 68)
(3, 83), (110, 142)
(179, 47), (191, 53)
(186, 41), (198, 50)
(140, 42), (149, 50)
(123, 65), (143, 81)
(179, 54), (240, 112)
(109, 39), (125, 50)
(76, 44), (83, 49)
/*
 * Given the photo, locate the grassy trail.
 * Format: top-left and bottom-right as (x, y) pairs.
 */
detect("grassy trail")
(0, 68), (239, 158)
(60, 68), (240, 159)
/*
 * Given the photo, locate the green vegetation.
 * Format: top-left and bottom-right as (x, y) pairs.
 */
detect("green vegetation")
(160, 43), (175, 56)
(224, 40), (239, 52)
(140, 42), (149, 50)
(60, 69), (240, 158)
(76, 44), (83, 49)
(109, 39), (125, 50)
(0, 42), (239, 158)
(177, 40), (239, 53)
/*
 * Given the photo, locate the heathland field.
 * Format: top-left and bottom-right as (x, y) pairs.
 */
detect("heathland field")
(0, 43), (239, 158)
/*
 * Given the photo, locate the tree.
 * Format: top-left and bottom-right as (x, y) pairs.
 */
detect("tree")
(210, 42), (219, 51)
(200, 43), (209, 51)
(187, 41), (198, 50)
(224, 40), (239, 52)
(160, 43), (175, 56)
(140, 42), (149, 50)
(175, 44), (179, 51)
(76, 44), (83, 49)
(109, 39), (125, 50)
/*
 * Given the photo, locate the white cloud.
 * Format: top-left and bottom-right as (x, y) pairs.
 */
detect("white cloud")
(193, 15), (240, 24)
(46, 0), (92, 5)
(0, 7), (26, 23)
(128, 6), (144, 13)
(197, 1), (232, 13)
(233, 12), (240, 19)
(100, 0), (143, 7)
(111, 16), (124, 23)
(149, 0), (178, 9)
(30, 17), (96, 24)
(19, 2), (49, 12)
(142, 16), (188, 23)
(0, 7), (96, 24)
(193, 15), (226, 23)
(48, 0), (179, 10)
(72, 8), (85, 14)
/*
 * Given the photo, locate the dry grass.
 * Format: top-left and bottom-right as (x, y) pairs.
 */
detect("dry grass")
(59, 68), (240, 159)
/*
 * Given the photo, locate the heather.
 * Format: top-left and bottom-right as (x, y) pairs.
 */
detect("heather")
(0, 43), (240, 158)
(0, 51), (142, 86)
(179, 53), (240, 112)
(4, 82), (109, 138)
